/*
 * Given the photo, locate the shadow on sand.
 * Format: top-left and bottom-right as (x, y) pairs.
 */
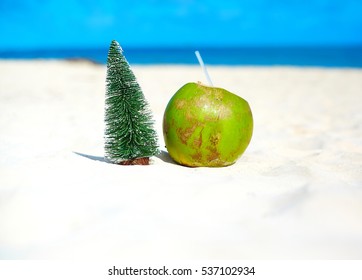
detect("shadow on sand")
(73, 152), (107, 163)
(155, 150), (176, 164)
(73, 150), (177, 165)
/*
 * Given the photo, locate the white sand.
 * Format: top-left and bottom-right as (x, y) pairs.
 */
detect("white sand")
(0, 60), (361, 259)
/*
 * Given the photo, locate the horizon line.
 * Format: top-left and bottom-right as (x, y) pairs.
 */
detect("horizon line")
(1, 44), (362, 53)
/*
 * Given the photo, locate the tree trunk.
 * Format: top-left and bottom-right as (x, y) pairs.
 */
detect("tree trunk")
(118, 157), (150, 165)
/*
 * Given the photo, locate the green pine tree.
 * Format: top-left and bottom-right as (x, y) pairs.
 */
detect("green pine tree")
(104, 40), (159, 165)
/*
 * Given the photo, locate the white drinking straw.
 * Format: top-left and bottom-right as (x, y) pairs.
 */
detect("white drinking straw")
(195, 50), (213, 86)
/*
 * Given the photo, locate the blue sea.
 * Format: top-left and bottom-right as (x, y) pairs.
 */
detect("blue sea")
(1, 47), (362, 68)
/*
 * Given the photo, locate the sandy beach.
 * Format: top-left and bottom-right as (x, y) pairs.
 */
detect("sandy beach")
(0, 59), (361, 259)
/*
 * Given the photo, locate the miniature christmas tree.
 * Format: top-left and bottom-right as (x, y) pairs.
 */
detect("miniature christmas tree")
(104, 40), (159, 165)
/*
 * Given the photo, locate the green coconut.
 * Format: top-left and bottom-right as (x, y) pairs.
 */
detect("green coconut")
(163, 82), (253, 167)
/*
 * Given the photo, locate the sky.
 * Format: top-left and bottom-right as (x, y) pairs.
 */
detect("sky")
(0, 0), (362, 50)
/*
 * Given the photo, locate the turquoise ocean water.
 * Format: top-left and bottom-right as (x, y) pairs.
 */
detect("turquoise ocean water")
(1, 46), (361, 67)
(1, 1), (361, 67)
